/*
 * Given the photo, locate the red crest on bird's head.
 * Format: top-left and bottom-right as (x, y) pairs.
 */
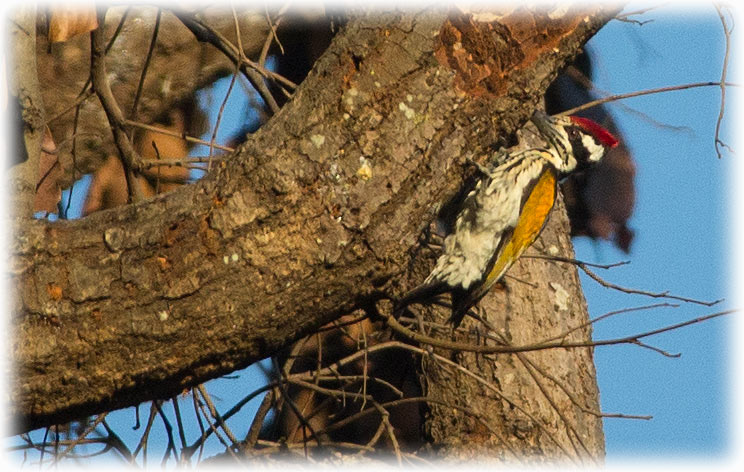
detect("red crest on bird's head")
(569, 116), (619, 148)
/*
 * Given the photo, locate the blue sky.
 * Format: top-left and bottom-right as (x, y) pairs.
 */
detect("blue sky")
(574, 7), (735, 460)
(13, 4), (738, 466)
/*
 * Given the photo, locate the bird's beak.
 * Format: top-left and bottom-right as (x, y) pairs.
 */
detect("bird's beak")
(529, 110), (556, 135)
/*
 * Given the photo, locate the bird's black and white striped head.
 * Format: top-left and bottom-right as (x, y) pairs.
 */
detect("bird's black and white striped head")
(530, 111), (619, 174)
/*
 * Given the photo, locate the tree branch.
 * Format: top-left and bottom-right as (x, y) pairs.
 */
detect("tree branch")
(12, 6), (618, 434)
(8, 6), (46, 216)
(89, 9), (144, 202)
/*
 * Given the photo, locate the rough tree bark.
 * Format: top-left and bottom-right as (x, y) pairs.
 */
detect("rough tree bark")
(10, 6), (618, 461)
(418, 196), (605, 461)
(8, 6), (46, 216)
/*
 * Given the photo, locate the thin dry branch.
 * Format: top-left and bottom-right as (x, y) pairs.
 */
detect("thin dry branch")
(272, 358), (323, 449)
(172, 10), (281, 114)
(47, 89), (95, 125)
(516, 351), (594, 460)
(557, 81), (740, 118)
(516, 353), (652, 420)
(242, 390), (275, 449)
(190, 389), (207, 463)
(132, 402), (159, 465)
(526, 253), (630, 270)
(311, 395), (519, 460)
(613, 3), (668, 24)
(201, 5), (245, 170)
(47, 8), (129, 126)
(153, 401), (177, 466)
(124, 119), (234, 153)
(424, 346), (577, 461)
(197, 385), (239, 447)
(56, 413), (109, 460)
(713, 4), (734, 158)
(579, 264), (723, 306)
(259, 4), (288, 65)
(129, 8), (162, 121)
(253, 438), (375, 455)
(194, 387), (239, 460)
(529, 253), (721, 307)
(537, 303), (679, 349)
(271, 337), (571, 460)
(90, 12), (144, 202)
(630, 339), (680, 358)
(378, 302), (734, 355)
(170, 397), (187, 452)
(376, 405), (402, 465)
(101, 420), (134, 462)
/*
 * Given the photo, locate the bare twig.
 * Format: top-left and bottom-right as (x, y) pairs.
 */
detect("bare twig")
(124, 118), (234, 153)
(170, 397), (188, 453)
(579, 264), (723, 306)
(314, 312), (371, 334)
(529, 253), (721, 307)
(153, 401), (177, 466)
(517, 353), (652, 420)
(207, 69), (238, 171)
(129, 8), (162, 121)
(64, 92), (85, 219)
(361, 420), (387, 452)
(630, 339), (681, 358)
(35, 159), (61, 194)
(259, 4), (289, 65)
(376, 405), (402, 465)
(526, 254), (631, 270)
(556, 81), (740, 118)
(141, 158), (215, 171)
(378, 303), (735, 355)
(101, 420), (135, 462)
(271, 358), (323, 449)
(242, 390), (275, 448)
(193, 386), (239, 460)
(190, 388), (207, 463)
(314, 395), (519, 459)
(196, 385), (239, 446)
(613, 3), (668, 25)
(172, 11), (282, 114)
(713, 4), (734, 158)
(205, 7), (244, 170)
(253, 438), (375, 455)
(104, 7), (131, 53)
(90, 10), (144, 202)
(48, 8), (129, 126)
(132, 402), (159, 465)
(615, 3), (669, 20)
(47, 89), (95, 125)
(516, 351), (594, 460)
(561, 65), (695, 134)
(56, 414), (109, 459)
(423, 346), (577, 461)
(539, 303), (678, 345)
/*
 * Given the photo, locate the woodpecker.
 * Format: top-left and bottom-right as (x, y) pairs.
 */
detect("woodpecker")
(396, 111), (619, 327)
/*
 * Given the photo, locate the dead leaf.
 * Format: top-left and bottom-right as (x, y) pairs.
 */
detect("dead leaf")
(83, 110), (190, 216)
(48, 3), (98, 43)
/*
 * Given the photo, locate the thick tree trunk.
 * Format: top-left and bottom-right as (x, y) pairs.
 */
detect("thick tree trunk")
(11, 6), (617, 452)
(8, 6), (46, 216)
(420, 196), (604, 462)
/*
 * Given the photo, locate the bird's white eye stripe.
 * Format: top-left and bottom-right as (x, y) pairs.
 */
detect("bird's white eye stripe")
(581, 134), (604, 161)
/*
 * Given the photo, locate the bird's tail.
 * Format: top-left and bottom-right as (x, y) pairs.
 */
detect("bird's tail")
(393, 282), (448, 319)
(449, 288), (476, 328)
